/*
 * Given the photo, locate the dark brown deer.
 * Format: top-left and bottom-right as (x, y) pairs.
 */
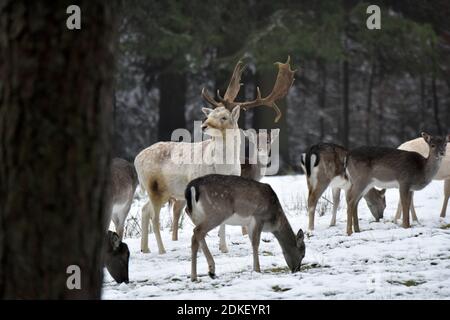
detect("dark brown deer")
(104, 231), (130, 284)
(344, 132), (449, 235)
(185, 174), (305, 282)
(300, 143), (386, 233)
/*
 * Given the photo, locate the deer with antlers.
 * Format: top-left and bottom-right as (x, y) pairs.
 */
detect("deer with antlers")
(134, 57), (295, 254)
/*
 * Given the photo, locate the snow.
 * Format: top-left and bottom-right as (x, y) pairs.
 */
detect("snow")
(102, 175), (450, 299)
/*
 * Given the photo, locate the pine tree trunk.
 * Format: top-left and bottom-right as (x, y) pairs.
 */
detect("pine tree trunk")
(431, 75), (442, 135)
(365, 62), (375, 145)
(0, 1), (118, 299)
(158, 71), (187, 141)
(341, 59), (350, 148)
(317, 59), (327, 141)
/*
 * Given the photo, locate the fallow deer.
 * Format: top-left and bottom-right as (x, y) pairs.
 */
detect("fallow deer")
(135, 58), (295, 254)
(185, 174), (305, 282)
(218, 128), (280, 252)
(299, 143), (386, 233)
(394, 137), (450, 221)
(344, 132), (449, 235)
(170, 129), (280, 249)
(106, 158), (138, 240)
(104, 231), (130, 284)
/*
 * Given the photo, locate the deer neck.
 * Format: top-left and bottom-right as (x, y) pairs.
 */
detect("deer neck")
(423, 151), (442, 182)
(209, 128), (241, 175)
(271, 213), (301, 272)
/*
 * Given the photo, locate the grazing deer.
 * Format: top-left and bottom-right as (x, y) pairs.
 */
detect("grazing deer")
(106, 158), (139, 240)
(218, 129), (280, 252)
(135, 58), (295, 253)
(104, 231), (130, 284)
(300, 143), (386, 233)
(394, 137), (450, 221)
(170, 129), (280, 248)
(344, 132), (449, 235)
(185, 174), (305, 282)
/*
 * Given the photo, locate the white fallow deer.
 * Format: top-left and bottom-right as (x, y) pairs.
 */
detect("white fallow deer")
(185, 174), (305, 281)
(394, 137), (450, 221)
(135, 58), (295, 254)
(344, 132), (449, 236)
(299, 143), (386, 233)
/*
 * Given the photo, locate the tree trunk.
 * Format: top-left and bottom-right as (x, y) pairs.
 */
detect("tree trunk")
(158, 71), (187, 141)
(0, 1), (118, 299)
(365, 62), (375, 145)
(431, 75), (442, 135)
(317, 59), (327, 141)
(341, 59), (350, 148)
(253, 69), (290, 173)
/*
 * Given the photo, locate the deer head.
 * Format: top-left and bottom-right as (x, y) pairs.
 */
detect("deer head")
(421, 132), (450, 159)
(201, 56), (295, 137)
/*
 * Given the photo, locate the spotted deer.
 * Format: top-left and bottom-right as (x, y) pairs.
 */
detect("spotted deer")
(185, 174), (305, 281)
(135, 58), (295, 254)
(300, 143), (386, 233)
(344, 132), (449, 235)
(394, 137), (450, 221)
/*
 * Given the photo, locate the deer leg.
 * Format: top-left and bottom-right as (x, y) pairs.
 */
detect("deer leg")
(410, 192), (419, 223)
(440, 179), (450, 218)
(140, 201), (152, 253)
(400, 187), (412, 229)
(248, 221), (263, 273)
(172, 200), (185, 241)
(395, 199), (402, 222)
(218, 224), (229, 253)
(307, 182), (328, 233)
(241, 226), (248, 235)
(330, 188), (341, 227)
(200, 238), (216, 279)
(191, 230), (200, 282)
(346, 184), (364, 236)
(150, 202), (166, 254)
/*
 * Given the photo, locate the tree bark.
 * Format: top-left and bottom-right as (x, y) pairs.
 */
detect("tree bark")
(158, 71), (187, 141)
(317, 59), (327, 141)
(0, 1), (118, 299)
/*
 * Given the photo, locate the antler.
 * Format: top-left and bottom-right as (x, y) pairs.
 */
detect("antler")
(202, 60), (246, 110)
(201, 56), (296, 123)
(238, 56), (295, 123)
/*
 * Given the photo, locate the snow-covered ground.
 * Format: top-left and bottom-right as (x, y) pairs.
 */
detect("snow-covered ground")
(102, 175), (450, 299)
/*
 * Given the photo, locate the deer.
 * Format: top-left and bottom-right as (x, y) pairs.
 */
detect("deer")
(185, 174), (305, 282)
(218, 128), (280, 252)
(134, 57), (295, 254)
(106, 158), (139, 240)
(394, 137), (450, 222)
(170, 129), (280, 250)
(103, 231), (130, 284)
(344, 132), (449, 236)
(299, 143), (386, 233)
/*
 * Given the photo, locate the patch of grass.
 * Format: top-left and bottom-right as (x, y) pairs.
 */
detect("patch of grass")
(323, 291), (338, 297)
(300, 263), (329, 271)
(272, 285), (291, 292)
(388, 279), (425, 287)
(440, 224), (450, 229)
(262, 251), (274, 256)
(171, 277), (182, 282)
(267, 266), (290, 273)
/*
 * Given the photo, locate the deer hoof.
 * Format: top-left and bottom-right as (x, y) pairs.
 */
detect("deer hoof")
(158, 249), (167, 254)
(219, 247), (229, 254)
(141, 248), (150, 253)
(208, 272), (217, 279)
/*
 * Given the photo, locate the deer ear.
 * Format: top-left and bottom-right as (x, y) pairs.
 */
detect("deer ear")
(231, 105), (240, 122)
(110, 232), (121, 251)
(202, 107), (213, 117)
(296, 229), (305, 247)
(421, 132), (431, 143)
(270, 128), (280, 143)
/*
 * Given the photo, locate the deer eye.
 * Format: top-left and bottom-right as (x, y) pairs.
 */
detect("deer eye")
(221, 117), (227, 121)
(431, 144), (436, 148)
